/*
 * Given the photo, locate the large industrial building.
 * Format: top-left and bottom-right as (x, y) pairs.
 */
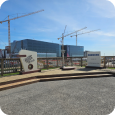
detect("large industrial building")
(64, 45), (84, 57)
(11, 39), (84, 57)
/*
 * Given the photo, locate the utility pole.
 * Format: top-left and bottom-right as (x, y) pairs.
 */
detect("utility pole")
(70, 29), (100, 46)
(58, 26), (87, 68)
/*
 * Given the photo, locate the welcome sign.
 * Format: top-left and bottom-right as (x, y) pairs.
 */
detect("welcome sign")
(19, 50), (37, 72)
(87, 52), (101, 67)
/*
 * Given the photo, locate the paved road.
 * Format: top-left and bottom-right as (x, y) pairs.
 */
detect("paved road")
(0, 76), (115, 115)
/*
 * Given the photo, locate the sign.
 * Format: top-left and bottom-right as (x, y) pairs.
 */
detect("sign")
(19, 50), (37, 72)
(87, 52), (101, 67)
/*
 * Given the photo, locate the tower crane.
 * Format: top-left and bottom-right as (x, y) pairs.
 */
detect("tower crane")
(57, 26), (87, 67)
(0, 9), (44, 47)
(57, 27), (87, 40)
(70, 29), (100, 46)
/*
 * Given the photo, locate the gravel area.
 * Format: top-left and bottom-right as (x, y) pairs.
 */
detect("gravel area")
(0, 76), (115, 115)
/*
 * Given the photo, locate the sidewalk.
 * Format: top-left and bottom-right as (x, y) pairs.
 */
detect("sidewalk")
(0, 67), (109, 84)
(0, 67), (114, 91)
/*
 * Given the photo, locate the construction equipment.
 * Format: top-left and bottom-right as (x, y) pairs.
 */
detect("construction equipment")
(57, 27), (87, 40)
(57, 27), (87, 67)
(0, 9), (44, 46)
(70, 29), (100, 46)
(60, 25), (67, 67)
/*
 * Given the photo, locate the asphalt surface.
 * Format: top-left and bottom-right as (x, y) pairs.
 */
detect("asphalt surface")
(0, 76), (115, 115)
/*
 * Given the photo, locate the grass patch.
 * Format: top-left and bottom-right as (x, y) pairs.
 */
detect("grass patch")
(0, 67), (59, 77)
(0, 72), (20, 77)
(1, 66), (87, 77)
(107, 67), (115, 69)
(82, 66), (85, 67)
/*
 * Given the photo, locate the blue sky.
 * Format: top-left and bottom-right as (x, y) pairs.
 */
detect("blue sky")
(0, 0), (115, 56)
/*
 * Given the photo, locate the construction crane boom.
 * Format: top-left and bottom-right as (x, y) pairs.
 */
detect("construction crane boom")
(0, 9), (44, 23)
(71, 29), (100, 37)
(70, 29), (100, 46)
(63, 25), (67, 35)
(57, 26), (87, 67)
(58, 27), (87, 40)
(0, 9), (44, 47)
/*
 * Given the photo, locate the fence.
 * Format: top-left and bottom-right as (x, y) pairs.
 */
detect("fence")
(0, 56), (115, 76)
(0, 58), (22, 76)
(37, 57), (85, 69)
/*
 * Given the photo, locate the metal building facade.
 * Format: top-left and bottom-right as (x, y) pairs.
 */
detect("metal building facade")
(11, 39), (84, 57)
(64, 45), (84, 57)
(11, 39), (61, 57)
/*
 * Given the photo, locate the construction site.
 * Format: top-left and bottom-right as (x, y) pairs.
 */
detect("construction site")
(0, 9), (115, 73)
(0, 5), (102, 60)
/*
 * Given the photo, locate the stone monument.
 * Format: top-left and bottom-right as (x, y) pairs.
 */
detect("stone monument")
(18, 50), (41, 74)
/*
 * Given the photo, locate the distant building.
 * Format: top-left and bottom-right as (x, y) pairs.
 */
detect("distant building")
(11, 39), (61, 57)
(64, 45), (84, 57)
(11, 39), (84, 58)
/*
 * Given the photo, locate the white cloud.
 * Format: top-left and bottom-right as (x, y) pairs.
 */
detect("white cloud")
(110, 45), (115, 48)
(41, 39), (53, 42)
(28, 28), (56, 32)
(78, 31), (115, 41)
(95, 31), (115, 37)
(87, 0), (115, 18)
(46, 14), (84, 34)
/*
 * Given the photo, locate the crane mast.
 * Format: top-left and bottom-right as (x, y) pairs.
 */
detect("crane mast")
(57, 27), (87, 67)
(0, 9), (44, 46)
(62, 25), (67, 54)
(8, 15), (10, 46)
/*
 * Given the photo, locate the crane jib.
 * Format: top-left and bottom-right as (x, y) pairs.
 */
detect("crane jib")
(0, 9), (44, 49)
